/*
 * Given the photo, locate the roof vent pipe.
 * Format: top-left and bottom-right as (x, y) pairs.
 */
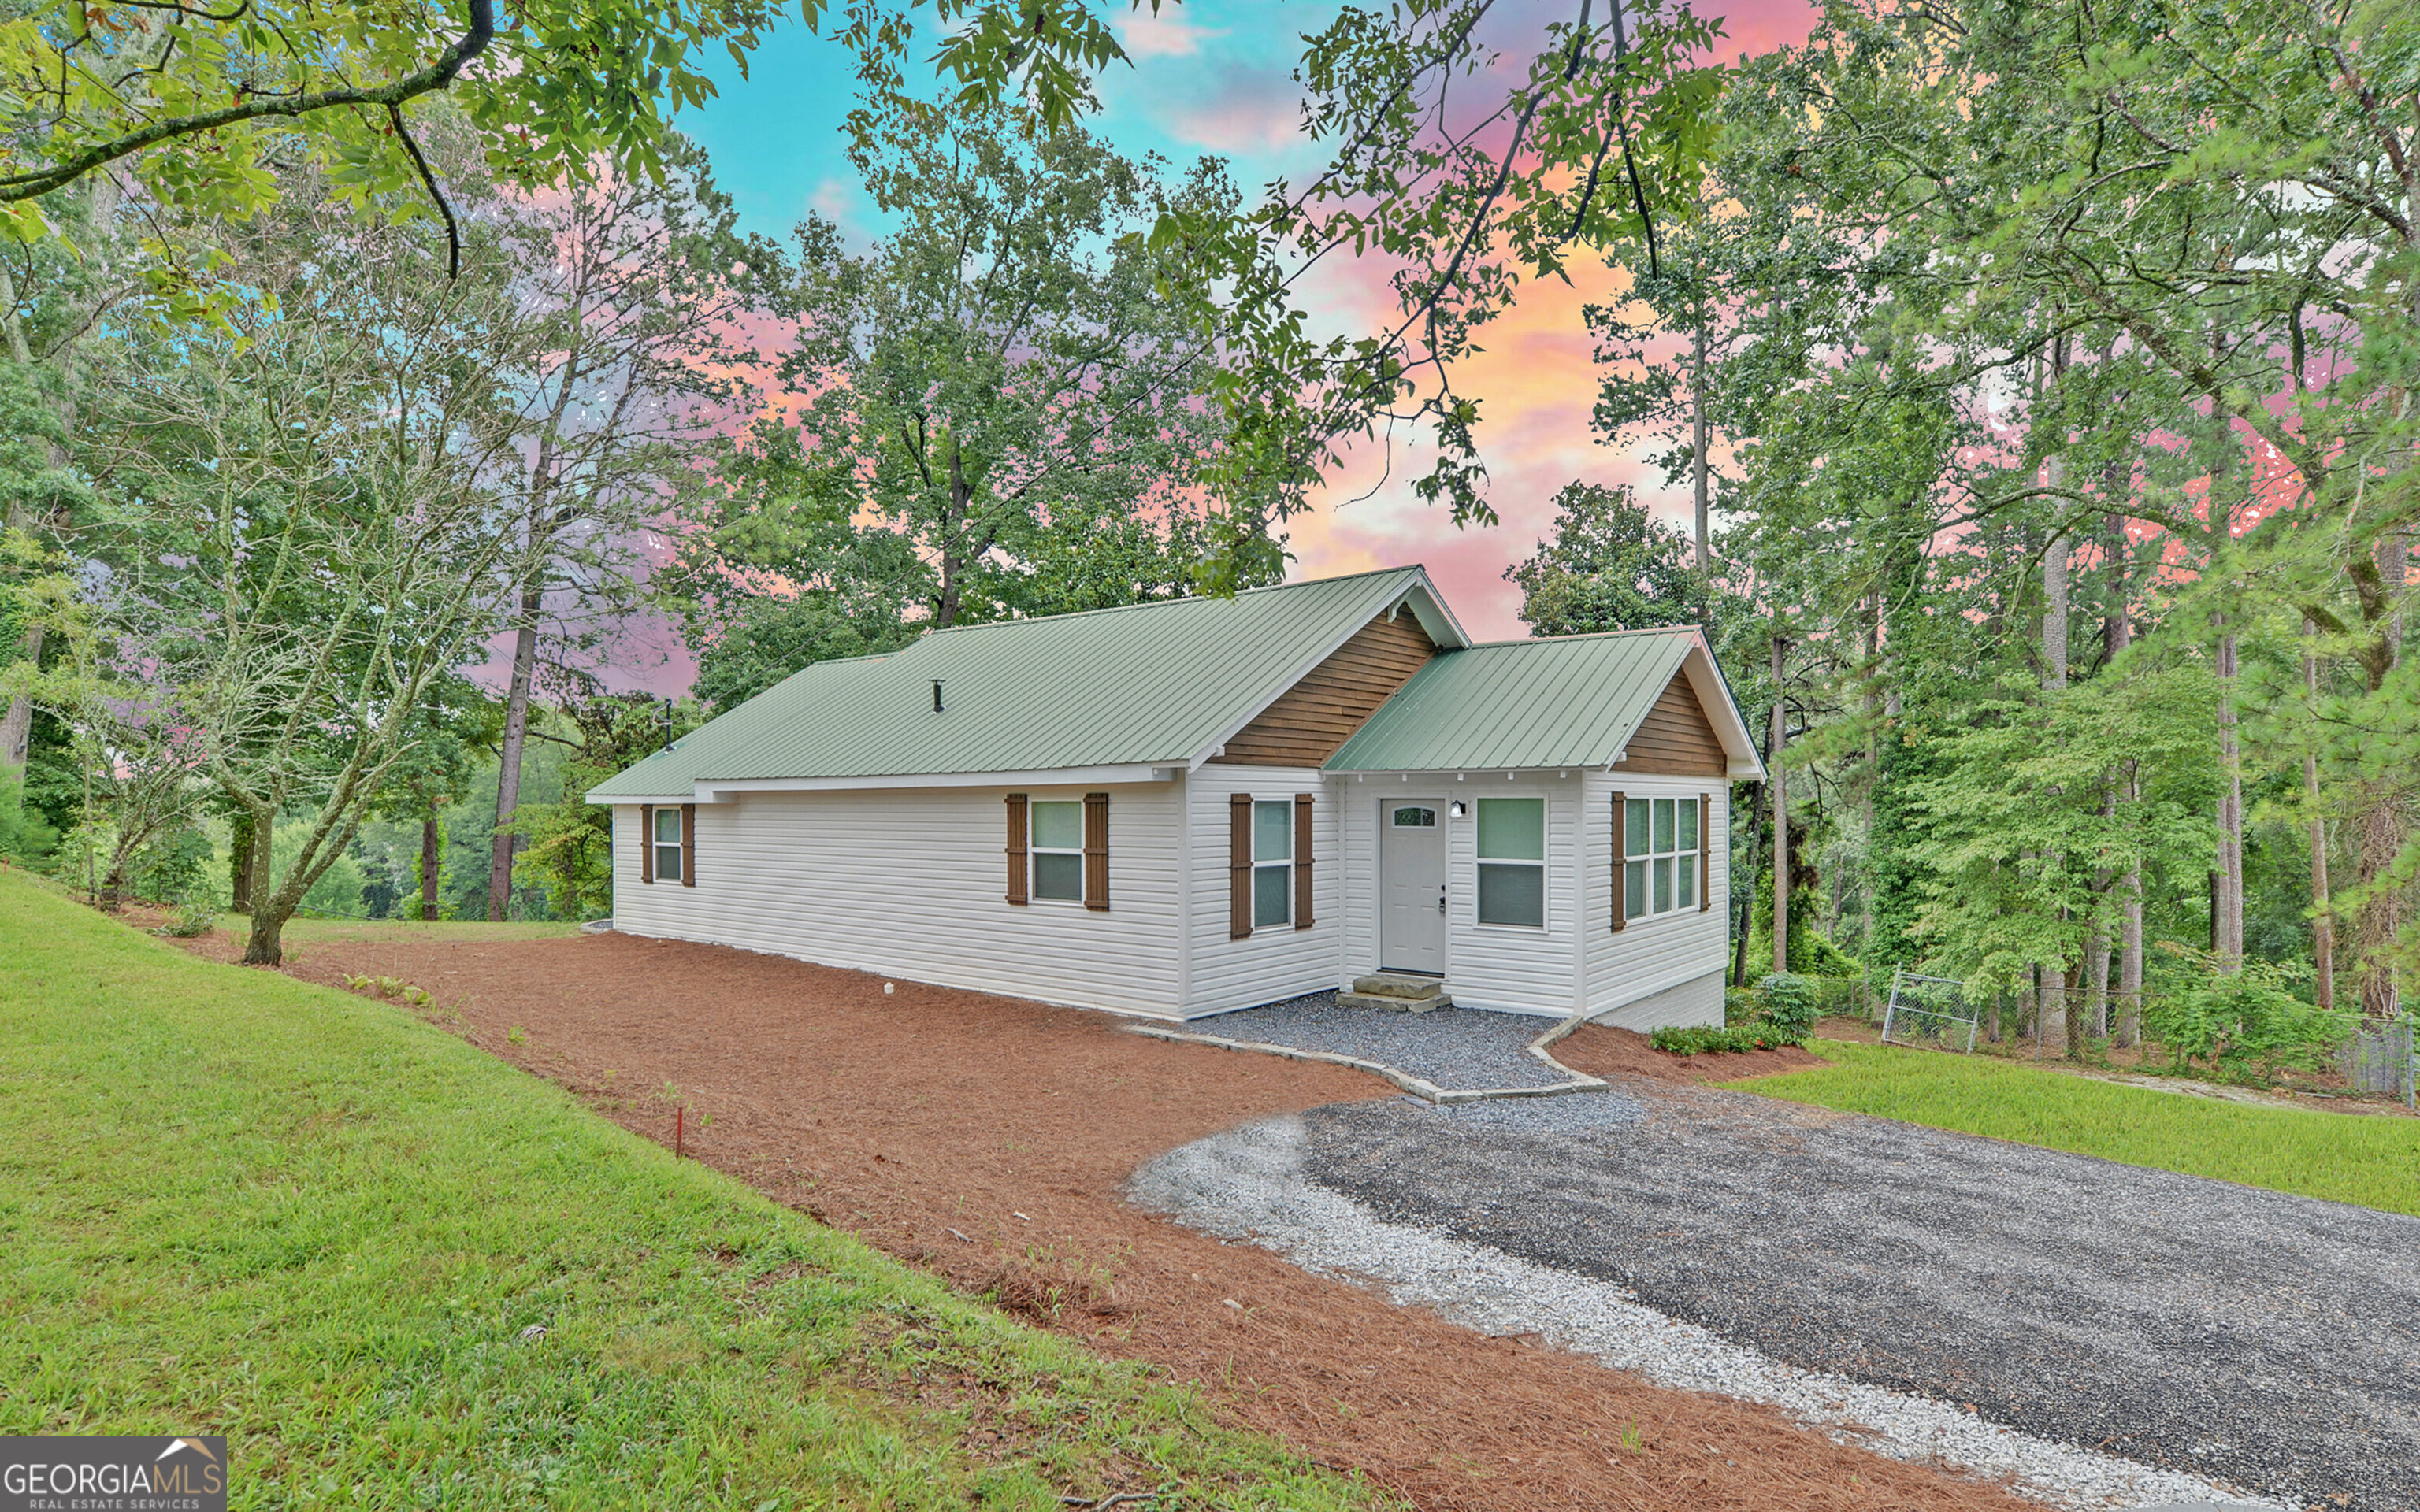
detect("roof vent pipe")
(931, 680), (945, 713)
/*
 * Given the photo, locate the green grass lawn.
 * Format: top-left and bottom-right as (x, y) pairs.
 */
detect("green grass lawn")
(0, 871), (1391, 1511)
(1732, 1039), (2420, 1217)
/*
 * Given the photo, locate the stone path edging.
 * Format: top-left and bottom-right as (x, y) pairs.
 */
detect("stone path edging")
(1125, 1010), (1608, 1104)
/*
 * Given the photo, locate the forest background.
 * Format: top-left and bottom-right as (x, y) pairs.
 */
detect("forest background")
(0, 0), (2411, 1072)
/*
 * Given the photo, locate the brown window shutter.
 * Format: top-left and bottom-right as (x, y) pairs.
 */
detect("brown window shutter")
(1083, 792), (1110, 911)
(1294, 793), (1315, 928)
(1700, 791), (1713, 911)
(1005, 794), (1029, 905)
(681, 802), (696, 888)
(1609, 790), (1625, 932)
(640, 804), (655, 884)
(1229, 792), (1253, 939)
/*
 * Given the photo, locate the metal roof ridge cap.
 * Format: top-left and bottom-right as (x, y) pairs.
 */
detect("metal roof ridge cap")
(915, 563), (1426, 638)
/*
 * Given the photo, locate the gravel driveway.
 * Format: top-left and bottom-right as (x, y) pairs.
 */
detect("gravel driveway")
(1297, 1077), (2420, 1512)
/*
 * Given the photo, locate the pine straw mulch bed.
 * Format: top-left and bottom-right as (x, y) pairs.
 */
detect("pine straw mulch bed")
(181, 928), (2036, 1512)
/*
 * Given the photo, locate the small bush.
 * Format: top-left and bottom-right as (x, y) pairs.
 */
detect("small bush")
(1651, 1023), (1806, 1056)
(153, 897), (217, 939)
(1757, 972), (1820, 1037)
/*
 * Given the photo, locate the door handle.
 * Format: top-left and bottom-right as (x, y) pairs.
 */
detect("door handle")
(1437, 887), (1446, 915)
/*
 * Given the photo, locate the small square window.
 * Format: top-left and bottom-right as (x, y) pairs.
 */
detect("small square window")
(1476, 798), (1545, 927)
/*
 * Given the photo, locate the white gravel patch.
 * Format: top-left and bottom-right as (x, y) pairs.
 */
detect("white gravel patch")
(1129, 1115), (2286, 1512)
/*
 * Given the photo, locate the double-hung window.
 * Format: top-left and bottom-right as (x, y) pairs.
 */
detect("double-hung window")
(1475, 797), (1546, 928)
(1252, 800), (1293, 927)
(1623, 796), (1699, 921)
(652, 806), (684, 883)
(1030, 800), (1085, 901)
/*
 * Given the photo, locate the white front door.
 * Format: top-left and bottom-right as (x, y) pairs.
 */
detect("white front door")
(1379, 800), (1448, 974)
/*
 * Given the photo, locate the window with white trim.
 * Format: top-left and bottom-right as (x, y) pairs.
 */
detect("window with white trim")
(652, 806), (684, 883)
(1252, 800), (1293, 927)
(1030, 800), (1084, 901)
(1624, 796), (1698, 921)
(1475, 797), (1545, 928)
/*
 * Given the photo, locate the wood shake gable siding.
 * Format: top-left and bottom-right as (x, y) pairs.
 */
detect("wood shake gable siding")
(1209, 612), (1435, 767)
(1617, 670), (1730, 776)
(609, 788), (1184, 1017)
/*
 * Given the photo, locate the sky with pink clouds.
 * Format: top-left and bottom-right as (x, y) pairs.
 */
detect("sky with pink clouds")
(674, 0), (1823, 650)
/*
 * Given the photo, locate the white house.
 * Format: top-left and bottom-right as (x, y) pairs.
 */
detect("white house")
(590, 565), (1765, 1026)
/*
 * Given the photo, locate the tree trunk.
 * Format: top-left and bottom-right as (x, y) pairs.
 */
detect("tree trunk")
(938, 442), (972, 629)
(1692, 309), (1711, 587)
(238, 815), (281, 965)
(421, 813), (443, 921)
(1734, 778), (1765, 988)
(0, 261), (42, 776)
(1769, 633), (1789, 978)
(485, 585), (543, 921)
(2302, 619), (2334, 1014)
(2117, 763), (2144, 1048)
(2105, 517), (2143, 1047)
(229, 811), (256, 915)
(2214, 617), (2244, 966)
(2039, 512), (2069, 1053)
(2350, 534), (2407, 1021)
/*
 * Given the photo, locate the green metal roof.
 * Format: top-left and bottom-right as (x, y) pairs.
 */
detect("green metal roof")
(1323, 627), (1749, 774)
(589, 567), (1455, 798)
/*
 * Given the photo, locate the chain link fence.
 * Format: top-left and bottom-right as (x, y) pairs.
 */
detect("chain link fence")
(2337, 1022), (2418, 1107)
(1878, 967), (1981, 1053)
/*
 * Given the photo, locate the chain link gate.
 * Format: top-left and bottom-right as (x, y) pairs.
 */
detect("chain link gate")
(1879, 965), (1980, 1054)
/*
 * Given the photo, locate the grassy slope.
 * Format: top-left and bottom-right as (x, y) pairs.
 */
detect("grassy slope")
(215, 915), (583, 947)
(0, 873), (1388, 1512)
(1733, 1039), (2420, 1217)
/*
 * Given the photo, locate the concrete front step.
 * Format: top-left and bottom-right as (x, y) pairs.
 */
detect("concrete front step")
(1352, 973), (1445, 999)
(1339, 974), (1454, 1014)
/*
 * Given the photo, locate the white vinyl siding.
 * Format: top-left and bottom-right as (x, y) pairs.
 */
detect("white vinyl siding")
(1185, 766), (1341, 1017)
(1587, 770), (1729, 1027)
(611, 782), (1182, 1017)
(1443, 776), (1580, 1014)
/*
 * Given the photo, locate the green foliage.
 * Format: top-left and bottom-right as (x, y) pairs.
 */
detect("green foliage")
(2141, 947), (2344, 1083)
(510, 695), (699, 922)
(1756, 972), (1820, 1038)
(691, 591), (920, 715)
(1652, 1022), (1806, 1055)
(1505, 481), (1705, 635)
(1734, 1040), (2420, 1218)
(0, 869), (1391, 1510)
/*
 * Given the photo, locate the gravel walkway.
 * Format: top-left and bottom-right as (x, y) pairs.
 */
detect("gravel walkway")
(1175, 992), (1580, 1092)
(1290, 1079), (2420, 1512)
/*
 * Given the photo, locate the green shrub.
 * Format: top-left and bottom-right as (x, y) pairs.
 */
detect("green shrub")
(2142, 954), (2341, 1083)
(1723, 988), (1763, 1026)
(1757, 972), (1820, 1037)
(1650, 1022), (1807, 1056)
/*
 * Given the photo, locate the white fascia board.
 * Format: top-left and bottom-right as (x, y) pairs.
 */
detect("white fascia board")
(583, 791), (693, 806)
(1680, 639), (1766, 780)
(689, 763), (1178, 799)
(1185, 570), (1456, 772)
(1393, 572), (1471, 650)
